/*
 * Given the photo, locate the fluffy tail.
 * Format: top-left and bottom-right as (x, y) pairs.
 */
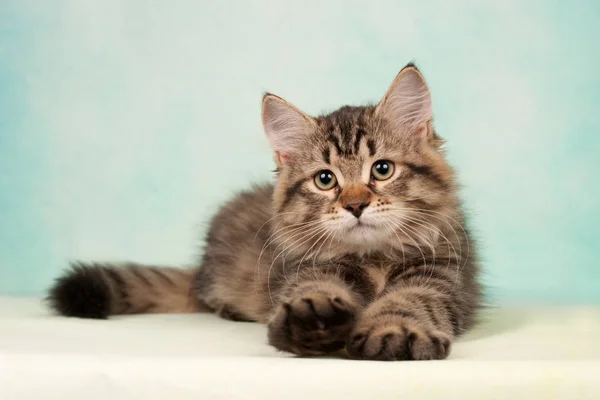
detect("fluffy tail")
(46, 262), (202, 319)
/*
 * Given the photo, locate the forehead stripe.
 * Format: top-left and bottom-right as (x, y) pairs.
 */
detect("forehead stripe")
(367, 139), (376, 157)
(353, 127), (366, 155)
(322, 147), (331, 164)
(327, 129), (343, 156)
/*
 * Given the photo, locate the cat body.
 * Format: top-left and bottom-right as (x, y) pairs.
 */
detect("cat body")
(48, 64), (482, 361)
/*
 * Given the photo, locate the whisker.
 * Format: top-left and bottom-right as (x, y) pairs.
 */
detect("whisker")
(261, 223), (325, 291)
(266, 224), (329, 304)
(254, 219), (323, 294)
(252, 211), (306, 241)
(396, 215), (455, 290)
(383, 206), (469, 291)
(390, 206), (471, 289)
(294, 226), (333, 283)
(382, 219), (406, 266)
(385, 216), (428, 275)
(388, 216), (437, 288)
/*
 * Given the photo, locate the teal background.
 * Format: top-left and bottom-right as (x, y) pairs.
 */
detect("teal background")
(1, 1), (599, 303)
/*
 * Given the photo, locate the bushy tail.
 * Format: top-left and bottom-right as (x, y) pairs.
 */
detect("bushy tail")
(46, 262), (202, 319)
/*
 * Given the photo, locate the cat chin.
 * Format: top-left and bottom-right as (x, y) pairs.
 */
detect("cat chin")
(323, 215), (399, 251)
(337, 224), (392, 251)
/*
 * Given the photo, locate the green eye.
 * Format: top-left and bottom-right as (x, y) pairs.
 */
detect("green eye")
(371, 160), (395, 181)
(314, 170), (337, 190)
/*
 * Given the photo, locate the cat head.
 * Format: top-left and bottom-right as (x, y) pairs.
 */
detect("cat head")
(261, 63), (459, 256)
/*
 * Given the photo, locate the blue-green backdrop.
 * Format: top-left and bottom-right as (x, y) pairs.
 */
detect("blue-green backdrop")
(1, 0), (599, 304)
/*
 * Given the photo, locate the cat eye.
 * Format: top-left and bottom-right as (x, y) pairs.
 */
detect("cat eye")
(314, 170), (337, 190)
(371, 160), (395, 181)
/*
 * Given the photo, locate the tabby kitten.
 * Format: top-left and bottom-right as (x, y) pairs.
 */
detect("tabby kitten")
(48, 63), (481, 361)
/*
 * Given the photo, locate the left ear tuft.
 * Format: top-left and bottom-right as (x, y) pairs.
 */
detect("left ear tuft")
(376, 64), (432, 135)
(261, 94), (316, 158)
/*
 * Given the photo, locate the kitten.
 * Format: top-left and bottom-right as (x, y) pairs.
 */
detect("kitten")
(47, 63), (482, 361)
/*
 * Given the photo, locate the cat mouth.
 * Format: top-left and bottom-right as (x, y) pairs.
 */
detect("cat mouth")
(350, 220), (376, 230)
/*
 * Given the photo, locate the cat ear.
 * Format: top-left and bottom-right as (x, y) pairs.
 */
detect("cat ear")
(261, 93), (316, 163)
(376, 63), (432, 138)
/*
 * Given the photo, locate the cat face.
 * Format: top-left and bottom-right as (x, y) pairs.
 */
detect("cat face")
(262, 64), (458, 255)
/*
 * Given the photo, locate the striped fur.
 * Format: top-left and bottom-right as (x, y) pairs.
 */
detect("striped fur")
(47, 262), (201, 318)
(47, 63), (482, 360)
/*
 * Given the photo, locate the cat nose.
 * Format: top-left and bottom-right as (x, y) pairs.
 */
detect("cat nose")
(344, 202), (370, 218)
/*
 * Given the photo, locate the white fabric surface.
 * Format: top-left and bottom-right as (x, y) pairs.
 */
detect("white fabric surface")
(0, 297), (599, 399)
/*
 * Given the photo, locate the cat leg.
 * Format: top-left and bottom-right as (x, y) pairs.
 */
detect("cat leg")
(266, 272), (361, 356)
(346, 262), (477, 361)
(216, 304), (255, 322)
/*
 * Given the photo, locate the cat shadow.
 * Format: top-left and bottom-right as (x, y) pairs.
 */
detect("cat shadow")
(260, 308), (532, 360)
(457, 307), (530, 343)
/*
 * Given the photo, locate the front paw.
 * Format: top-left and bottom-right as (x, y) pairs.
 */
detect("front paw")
(347, 315), (451, 361)
(267, 293), (357, 356)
